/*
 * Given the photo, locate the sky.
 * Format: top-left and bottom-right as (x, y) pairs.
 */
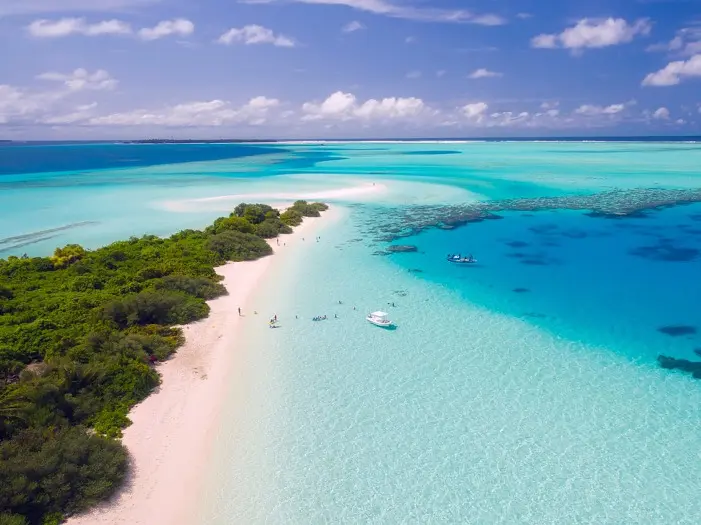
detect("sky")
(1, 0), (701, 139)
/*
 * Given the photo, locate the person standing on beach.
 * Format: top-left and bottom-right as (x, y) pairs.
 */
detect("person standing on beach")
(238, 307), (241, 316)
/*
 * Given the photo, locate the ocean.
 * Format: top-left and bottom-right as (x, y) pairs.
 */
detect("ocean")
(3, 140), (701, 523)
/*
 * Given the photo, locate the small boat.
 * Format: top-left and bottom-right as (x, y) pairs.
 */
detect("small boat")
(366, 311), (394, 328)
(446, 254), (477, 264)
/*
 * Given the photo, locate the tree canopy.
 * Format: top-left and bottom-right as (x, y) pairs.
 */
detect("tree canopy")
(0, 201), (326, 524)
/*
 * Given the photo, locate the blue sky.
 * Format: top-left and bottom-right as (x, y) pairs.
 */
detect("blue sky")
(1, 0), (700, 138)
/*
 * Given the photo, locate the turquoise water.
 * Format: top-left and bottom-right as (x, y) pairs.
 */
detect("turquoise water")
(198, 209), (701, 524)
(3, 141), (701, 523)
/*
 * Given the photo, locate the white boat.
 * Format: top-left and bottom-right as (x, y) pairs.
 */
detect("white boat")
(366, 311), (393, 328)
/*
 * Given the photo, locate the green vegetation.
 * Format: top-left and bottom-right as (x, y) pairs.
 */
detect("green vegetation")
(280, 201), (328, 226)
(0, 202), (326, 524)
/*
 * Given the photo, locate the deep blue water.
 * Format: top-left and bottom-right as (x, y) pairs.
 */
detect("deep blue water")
(0, 143), (288, 176)
(386, 204), (701, 363)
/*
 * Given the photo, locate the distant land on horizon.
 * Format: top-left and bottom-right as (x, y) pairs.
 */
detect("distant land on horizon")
(1, 136), (701, 145)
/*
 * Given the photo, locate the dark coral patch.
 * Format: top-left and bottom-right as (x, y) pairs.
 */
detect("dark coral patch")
(658, 355), (701, 379)
(512, 288), (530, 293)
(585, 210), (650, 219)
(506, 241), (529, 248)
(521, 259), (549, 266)
(562, 229), (588, 239)
(506, 252), (526, 258)
(386, 245), (418, 253)
(658, 325), (697, 337)
(629, 244), (699, 262)
(529, 224), (559, 234)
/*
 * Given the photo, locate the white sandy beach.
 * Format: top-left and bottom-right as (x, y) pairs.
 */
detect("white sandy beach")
(160, 182), (386, 213)
(66, 212), (330, 525)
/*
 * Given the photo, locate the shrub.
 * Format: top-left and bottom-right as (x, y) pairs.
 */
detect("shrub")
(280, 209), (303, 227)
(154, 275), (226, 300)
(0, 513), (28, 525)
(101, 290), (209, 328)
(207, 231), (272, 261)
(205, 216), (255, 235)
(50, 245), (86, 269)
(0, 426), (128, 523)
(92, 404), (131, 438)
(290, 200), (329, 218)
(254, 219), (291, 239)
(232, 203), (278, 225)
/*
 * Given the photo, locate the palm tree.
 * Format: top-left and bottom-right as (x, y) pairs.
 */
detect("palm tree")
(0, 386), (29, 426)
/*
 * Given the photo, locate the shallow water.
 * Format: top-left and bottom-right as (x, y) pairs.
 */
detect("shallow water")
(198, 209), (701, 524)
(3, 141), (701, 523)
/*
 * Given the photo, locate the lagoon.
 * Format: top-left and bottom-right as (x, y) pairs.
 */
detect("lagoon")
(4, 140), (701, 523)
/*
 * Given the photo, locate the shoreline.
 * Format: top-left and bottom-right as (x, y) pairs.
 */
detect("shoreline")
(65, 210), (333, 525)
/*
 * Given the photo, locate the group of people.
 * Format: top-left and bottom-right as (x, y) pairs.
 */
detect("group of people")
(242, 299), (361, 325)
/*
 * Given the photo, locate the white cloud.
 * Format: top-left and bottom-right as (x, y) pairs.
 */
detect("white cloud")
(647, 26), (701, 57)
(88, 96), (281, 126)
(574, 103), (628, 116)
(302, 91), (356, 120)
(241, 0), (506, 25)
(468, 68), (502, 79)
(218, 25), (296, 47)
(406, 70), (422, 79)
(652, 107), (670, 120)
(642, 54), (701, 86)
(461, 102), (488, 119)
(27, 17), (131, 37)
(405, 36), (415, 44)
(355, 97), (427, 119)
(342, 20), (365, 33)
(0, 79), (104, 125)
(540, 101), (559, 110)
(139, 19), (194, 40)
(531, 34), (557, 48)
(676, 118), (686, 124)
(301, 91), (430, 121)
(41, 103), (99, 125)
(532, 18), (651, 51)
(37, 69), (118, 91)
(488, 111), (530, 125)
(516, 13), (532, 20)
(436, 70), (446, 77)
(0, 85), (51, 124)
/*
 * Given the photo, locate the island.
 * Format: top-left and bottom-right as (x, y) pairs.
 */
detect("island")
(0, 200), (328, 525)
